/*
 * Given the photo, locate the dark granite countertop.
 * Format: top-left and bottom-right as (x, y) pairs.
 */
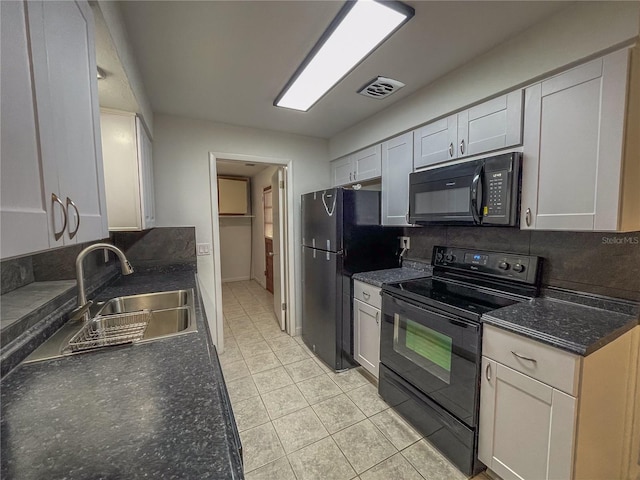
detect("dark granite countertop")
(352, 261), (432, 287)
(1, 270), (243, 479)
(483, 295), (639, 356)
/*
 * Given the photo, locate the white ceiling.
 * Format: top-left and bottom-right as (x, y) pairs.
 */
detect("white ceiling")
(216, 159), (271, 178)
(119, 1), (571, 139)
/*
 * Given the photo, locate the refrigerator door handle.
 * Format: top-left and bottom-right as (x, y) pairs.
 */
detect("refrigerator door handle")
(326, 251), (330, 260)
(322, 191), (337, 216)
(327, 240), (331, 251)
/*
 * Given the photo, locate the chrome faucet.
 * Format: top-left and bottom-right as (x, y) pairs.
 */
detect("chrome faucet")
(71, 243), (134, 322)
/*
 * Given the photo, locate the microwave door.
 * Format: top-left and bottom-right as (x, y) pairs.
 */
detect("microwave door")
(409, 160), (482, 225)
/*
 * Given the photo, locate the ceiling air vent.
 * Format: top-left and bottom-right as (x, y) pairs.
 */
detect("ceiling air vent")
(358, 76), (405, 99)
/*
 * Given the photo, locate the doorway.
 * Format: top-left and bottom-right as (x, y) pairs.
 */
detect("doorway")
(208, 153), (294, 352)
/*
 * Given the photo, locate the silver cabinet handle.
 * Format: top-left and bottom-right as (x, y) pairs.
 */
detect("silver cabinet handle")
(525, 208), (532, 227)
(363, 291), (370, 299)
(66, 197), (80, 239)
(353, 171), (357, 181)
(349, 172), (352, 181)
(511, 351), (537, 364)
(486, 363), (491, 381)
(51, 193), (68, 241)
(460, 139), (465, 155)
(449, 142), (454, 157)
(375, 311), (379, 325)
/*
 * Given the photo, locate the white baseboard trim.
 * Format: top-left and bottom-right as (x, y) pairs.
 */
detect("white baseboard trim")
(222, 276), (251, 283)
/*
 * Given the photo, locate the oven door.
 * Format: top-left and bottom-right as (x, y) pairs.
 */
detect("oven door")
(408, 159), (483, 225)
(380, 292), (481, 427)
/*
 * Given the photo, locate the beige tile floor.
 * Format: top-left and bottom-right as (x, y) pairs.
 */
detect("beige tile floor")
(219, 280), (492, 480)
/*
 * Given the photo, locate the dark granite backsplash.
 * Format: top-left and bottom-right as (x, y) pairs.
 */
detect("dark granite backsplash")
(404, 226), (640, 301)
(112, 227), (196, 270)
(1, 227), (196, 295)
(1, 257), (35, 295)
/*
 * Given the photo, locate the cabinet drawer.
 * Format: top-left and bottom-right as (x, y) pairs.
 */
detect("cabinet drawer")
(353, 280), (382, 309)
(483, 324), (580, 395)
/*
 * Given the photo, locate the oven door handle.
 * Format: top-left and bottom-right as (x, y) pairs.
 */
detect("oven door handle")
(470, 162), (484, 225)
(386, 294), (481, 331)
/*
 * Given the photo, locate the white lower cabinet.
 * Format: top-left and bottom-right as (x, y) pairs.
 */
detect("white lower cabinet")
(353, 280), (382, 378)
(479, 324), (639, 480)
(479, 357), (576, 480)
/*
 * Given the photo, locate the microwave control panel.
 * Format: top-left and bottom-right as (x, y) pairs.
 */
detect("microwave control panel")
(432, 246), (540, 284)
(485, 170), (508, 217)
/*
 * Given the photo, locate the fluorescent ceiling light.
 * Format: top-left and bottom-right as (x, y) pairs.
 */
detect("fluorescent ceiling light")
(275, 0), (414, 112)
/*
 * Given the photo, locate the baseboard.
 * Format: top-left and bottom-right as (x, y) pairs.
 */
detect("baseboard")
(221, 276), (251, 283)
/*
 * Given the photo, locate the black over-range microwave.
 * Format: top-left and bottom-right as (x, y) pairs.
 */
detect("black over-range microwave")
(408, 152), (522, 226)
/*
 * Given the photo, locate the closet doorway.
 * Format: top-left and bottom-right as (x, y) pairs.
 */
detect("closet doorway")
(209, 153), (293, 351)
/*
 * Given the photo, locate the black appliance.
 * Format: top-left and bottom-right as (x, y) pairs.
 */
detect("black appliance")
(301, 188), (401, 371)
(379, 246), (540, 476)
(409, 152), (522, 226)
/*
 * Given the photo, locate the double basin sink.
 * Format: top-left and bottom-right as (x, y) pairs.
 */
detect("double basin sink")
(25, 289), (197, 363)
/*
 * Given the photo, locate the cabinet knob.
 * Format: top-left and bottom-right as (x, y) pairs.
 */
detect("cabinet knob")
(66, 197), (80, 240)
(460, 139), (465, 155)
(51, 193), (68, 241)
(448, 142), (454, 157)
(525, 208), (532, 227)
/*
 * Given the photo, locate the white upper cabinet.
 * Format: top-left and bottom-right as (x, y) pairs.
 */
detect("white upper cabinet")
(381, 131), (413, 226)
(331, 145), (382, 187)
(331, 155), (354, 187)
(0, 1), (51, 259)
(460, 90), (523, 157)
(521, 48), (640, 232)
(0, 0), (108, 259)
(101, 111), (155, 231)
(414, 91), (523, 170)
(353, 145), (382, 182)
(413, 114), (458, 168)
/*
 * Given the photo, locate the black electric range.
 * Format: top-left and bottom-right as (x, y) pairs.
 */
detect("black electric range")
(379, 246), (541, 477)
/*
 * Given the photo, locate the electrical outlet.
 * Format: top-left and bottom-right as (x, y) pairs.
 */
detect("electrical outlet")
(197, 243), (211, 256)
(399, 236), (410, 249)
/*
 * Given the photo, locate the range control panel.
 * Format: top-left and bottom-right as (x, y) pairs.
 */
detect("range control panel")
(432, 246), (540, 284)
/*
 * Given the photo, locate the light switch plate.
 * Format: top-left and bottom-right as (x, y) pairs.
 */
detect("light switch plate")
(399, 236), (410, 249)
(197, 243), (211, 256)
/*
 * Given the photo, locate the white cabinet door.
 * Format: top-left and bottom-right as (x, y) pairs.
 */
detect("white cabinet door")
(0, 1), (52, 259)
(460, 91), (523, 157)
(101, 112), (155, 231)
(382, 131), (413, 226)
(353, 145), (381, 182)
(414, 114), (458, 169)
(137, 118), (156, 229)
(353, 299), (381, 378)
(521, 50), (629, 231)
(479, 357), (577, 480)
(28, 0), (108, 244)
(331, 155), (354, 187)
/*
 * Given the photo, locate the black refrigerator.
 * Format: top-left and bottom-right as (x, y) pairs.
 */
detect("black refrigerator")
(301, 188), (401, 371)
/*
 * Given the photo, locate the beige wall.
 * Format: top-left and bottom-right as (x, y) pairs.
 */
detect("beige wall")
(219, 217), (252, 282)
(153, 114), (329, 345)
(330, 1), (640, 159)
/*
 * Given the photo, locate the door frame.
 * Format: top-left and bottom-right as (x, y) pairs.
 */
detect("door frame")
(208, 152), (295, 352)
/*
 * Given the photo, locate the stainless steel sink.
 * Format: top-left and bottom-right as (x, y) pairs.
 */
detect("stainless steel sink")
(24, 289), (197, 364)
(94, 290), (190, 316)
